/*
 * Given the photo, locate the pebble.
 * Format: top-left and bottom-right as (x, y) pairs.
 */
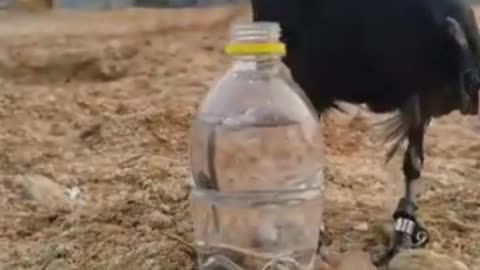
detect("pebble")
(470, 257), (480, 270)
(45, 259), (71, 270)
(65, 186), (84, 201)
(315, 251), (376, 270)
(431, 241), (443, 251)
(353, 222), (369, 232)
(159, 204), (171, 213)
(315, 249), (471, 270)
(183, 177), (195, 188)
(19, 174), (71, 211)
(333, 251), (376, 270)
(389, 249), (470, 270)
(145, 210), (173, 230)
(255, 221), (279, 246)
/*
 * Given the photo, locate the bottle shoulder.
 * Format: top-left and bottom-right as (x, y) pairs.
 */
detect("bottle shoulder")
(200, 67), (315, 117)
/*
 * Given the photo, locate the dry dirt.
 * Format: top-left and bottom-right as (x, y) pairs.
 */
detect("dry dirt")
(1, 4), (480, 270)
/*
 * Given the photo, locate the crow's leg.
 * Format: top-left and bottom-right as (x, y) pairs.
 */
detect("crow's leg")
(372, 120), (430, 267)
(391, 126), (430, 248)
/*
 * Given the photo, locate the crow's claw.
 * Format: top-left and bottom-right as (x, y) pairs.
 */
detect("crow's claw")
(411, 222), (429, 248)
(370, 217), (429, 268)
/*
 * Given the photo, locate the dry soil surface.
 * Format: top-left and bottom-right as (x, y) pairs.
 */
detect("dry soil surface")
(1, 5), (480, 270)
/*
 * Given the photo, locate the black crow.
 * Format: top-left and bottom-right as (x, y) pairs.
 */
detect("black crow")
(251, 0), (480, 266)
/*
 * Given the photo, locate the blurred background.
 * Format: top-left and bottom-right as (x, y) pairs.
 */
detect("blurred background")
(0, 0), (246, 9)
(1, 1), (480, 270)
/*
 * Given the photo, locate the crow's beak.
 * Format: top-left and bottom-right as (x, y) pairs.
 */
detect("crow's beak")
(471, 88), (479, 114)
(460, 88), (479, 115)
(459, 70), (480, 115)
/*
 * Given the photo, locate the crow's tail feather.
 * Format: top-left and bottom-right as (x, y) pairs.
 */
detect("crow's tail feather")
(373, 94), (428, 164)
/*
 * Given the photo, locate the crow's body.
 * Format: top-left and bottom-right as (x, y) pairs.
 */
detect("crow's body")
(254, 0), (479, 115)
(252, 0), (480, 266)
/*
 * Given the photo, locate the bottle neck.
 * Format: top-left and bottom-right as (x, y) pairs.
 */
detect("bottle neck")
(226, 22), (285, 75)
(232, 54), (282, 74)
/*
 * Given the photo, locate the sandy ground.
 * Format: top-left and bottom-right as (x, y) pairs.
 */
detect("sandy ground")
(1, 5), (480, 270)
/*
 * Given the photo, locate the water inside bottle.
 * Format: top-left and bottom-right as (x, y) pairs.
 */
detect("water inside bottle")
(190, 187), (322, 270)
(189, 116), (323, 270)
(189, 113), (323, 192)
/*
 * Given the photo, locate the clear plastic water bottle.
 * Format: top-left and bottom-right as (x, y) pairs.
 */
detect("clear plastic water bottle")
(189, 21), (324, 270)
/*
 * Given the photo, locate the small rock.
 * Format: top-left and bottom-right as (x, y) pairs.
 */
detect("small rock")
(145, 210), (173, 230)
(254, 221), (279, 246)
(181, 178), (194, 195)
(315, 255), (337, 270)
(160, 204), (171, 213)
(353, 222), (369, 232)
(98, 60), (128, 80)
(432, 241), (442, 251)
(335, 251), (376, 270)
(470, 257), (480, 270)
(316, 250), (376, 270)
(65, 186), (84, 201)
(45, 259), (71, 270)
(389, 250), (470, 270)
(19, 174), (71, 211)
(320, 221), (326, 232)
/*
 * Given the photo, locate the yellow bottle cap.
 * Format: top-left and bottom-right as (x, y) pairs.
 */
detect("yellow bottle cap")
(224, 42), (286, 56)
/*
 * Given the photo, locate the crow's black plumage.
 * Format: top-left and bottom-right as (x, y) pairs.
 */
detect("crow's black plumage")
(251, 0), (480, 266)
